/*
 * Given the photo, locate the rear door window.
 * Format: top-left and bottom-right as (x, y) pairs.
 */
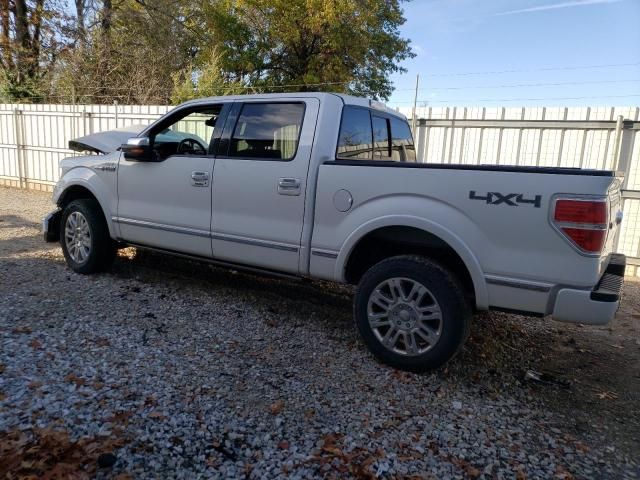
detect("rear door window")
(372, 116), (391, 160)
(337, 106), (416, 162)
(229, 103), (304, 160)
(390, 117), (416, 162)
(337, 106), (372, 160)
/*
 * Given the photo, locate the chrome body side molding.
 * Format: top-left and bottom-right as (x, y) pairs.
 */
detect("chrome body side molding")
(210, 232), (299, 252)
(112, 216), (211, 238)
(112, 217), (300, 252)
(310, 248), (339, 259)
(484, 275), (552, 293)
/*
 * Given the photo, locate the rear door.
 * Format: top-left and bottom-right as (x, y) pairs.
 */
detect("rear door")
(211, 98), (319, 273)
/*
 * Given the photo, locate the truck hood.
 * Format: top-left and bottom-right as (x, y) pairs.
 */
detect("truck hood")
(68, 124), (146, 154)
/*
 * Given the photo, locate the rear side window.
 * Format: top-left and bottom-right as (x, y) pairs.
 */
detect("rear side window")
(229, 103), (304, 160)
(372, 116), (391, 160)
(390, 117), (416, 162)
(337, 107), (372, 159)
(337, 106), (415, 162)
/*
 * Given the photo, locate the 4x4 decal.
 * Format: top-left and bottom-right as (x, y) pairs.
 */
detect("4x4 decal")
(469, 191), (542, 208)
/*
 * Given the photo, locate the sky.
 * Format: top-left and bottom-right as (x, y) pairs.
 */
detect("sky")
(387, 0), (640, 108)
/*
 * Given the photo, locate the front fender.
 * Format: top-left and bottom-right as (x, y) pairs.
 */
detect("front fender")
(335, 215), (489, 310)
(53, 167), (118, 239)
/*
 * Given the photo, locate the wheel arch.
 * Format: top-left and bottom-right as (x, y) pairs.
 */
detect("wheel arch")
(54, 175), (117, 239)
(337, 216), (488, 310)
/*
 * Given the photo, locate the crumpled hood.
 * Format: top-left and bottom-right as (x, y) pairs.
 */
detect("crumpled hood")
(68, 124), (146, 154)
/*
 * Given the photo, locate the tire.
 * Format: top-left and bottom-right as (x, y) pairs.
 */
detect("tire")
(60, 199), (116, 274)
(354, 255), (471, 372)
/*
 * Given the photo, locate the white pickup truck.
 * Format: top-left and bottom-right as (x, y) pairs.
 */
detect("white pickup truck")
(44, 93), (626, 371)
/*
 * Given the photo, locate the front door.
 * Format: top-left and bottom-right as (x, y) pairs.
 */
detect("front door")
(116, 103), (228, 257)
(211, 99), (319, 273)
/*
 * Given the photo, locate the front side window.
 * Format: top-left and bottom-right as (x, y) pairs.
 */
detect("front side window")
(390, 117), (416, 162)
(229, 103), (304, 160)
(337, 107), (372, 160)
(152, 106), (222, 159)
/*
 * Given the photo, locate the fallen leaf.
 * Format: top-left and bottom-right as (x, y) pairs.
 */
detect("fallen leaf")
(466, 465), (481, 479)
(28, 339), (42, 350)
(594, 390), (618, 400)
(94, 338), (111, 347)
(12, 326), (32, 334)
(574, 441), (590, 453)
(554, 465), (574, 479)
(107, 411), (134, 424)
(64, 373), (86, 386)
(269, 400), (284, 415)
(148, 411), (167, 420)
(277, 440), (289, 450)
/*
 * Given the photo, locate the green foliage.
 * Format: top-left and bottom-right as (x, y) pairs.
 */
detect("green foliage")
(170, 49), (246, 104)
(202, 0), (414, 100)
(1, 0), (413, 103)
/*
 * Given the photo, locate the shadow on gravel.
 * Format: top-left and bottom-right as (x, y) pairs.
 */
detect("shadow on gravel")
(113, 248), (354, 313)
(0, 215), (55, 257)
(0, 214), (41, 229)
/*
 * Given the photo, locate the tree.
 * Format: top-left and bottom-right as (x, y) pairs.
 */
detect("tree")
(202, 0), (414, 100)
(51, 0), (202, 104)
(2, 0), (414, 103)
(170, 48), (246, 104)
(0, 0), (61, 100)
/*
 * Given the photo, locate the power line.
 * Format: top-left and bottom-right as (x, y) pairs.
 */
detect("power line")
(423, 78), (640, 91)
(422, 61), (640, 78)
(389, 93), (640, 104)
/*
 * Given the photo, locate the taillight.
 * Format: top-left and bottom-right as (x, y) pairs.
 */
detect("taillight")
(552, 198), (608, 254)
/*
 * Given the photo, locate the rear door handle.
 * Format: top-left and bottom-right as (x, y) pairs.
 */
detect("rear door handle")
(191, 171), (210, 187)
(278, 177), (301, 196)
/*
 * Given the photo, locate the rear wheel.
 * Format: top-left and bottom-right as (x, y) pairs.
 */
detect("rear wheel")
(60, 199), (116, 274)
(354, 255), (471, 372)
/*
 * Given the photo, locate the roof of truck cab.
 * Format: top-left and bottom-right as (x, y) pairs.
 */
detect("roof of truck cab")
(180, 92), (407, 120)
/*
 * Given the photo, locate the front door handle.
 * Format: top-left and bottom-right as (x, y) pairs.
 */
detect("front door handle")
(191, 171), (210, 187)
(278, 177), (301, 196)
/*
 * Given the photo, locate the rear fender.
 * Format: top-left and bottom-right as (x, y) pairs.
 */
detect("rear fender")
(336, 215), (489, 310)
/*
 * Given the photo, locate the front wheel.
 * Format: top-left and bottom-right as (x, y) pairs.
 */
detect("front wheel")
(60, 199), (116, 274)
(354, 255), (471, 372)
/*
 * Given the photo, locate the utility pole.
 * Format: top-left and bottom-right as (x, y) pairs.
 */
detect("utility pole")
(411, 74), (420, 134)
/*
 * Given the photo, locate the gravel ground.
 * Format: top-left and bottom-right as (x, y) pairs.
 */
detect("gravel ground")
(1, 185), (639, 479)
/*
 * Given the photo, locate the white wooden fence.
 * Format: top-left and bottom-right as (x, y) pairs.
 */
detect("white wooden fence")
(1, 103), (639, 272)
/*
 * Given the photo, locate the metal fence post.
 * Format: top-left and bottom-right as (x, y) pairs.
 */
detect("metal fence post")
(612, 115), (624, 168)
(616, 120), (635, 185)
(13, 108), (25, 189)
(614, 120), (636, 254)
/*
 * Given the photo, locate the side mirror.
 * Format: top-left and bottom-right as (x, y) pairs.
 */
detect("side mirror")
(121, 136), (152, 161)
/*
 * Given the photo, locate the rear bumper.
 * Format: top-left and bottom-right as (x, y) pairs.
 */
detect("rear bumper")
(43, 208), (61, 242)
(551, 253), (626, 325)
